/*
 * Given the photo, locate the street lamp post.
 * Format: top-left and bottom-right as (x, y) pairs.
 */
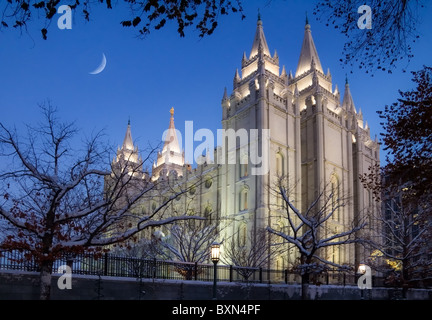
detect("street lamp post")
(211, 242), (220, 300)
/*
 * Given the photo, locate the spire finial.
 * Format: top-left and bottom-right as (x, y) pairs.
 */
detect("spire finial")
(170, 107), (174, 117)
(345, 74), (349, 85)
(128, 117), (130, 126)
(306, 11), (309, 26)
(258, 8), (261, 22)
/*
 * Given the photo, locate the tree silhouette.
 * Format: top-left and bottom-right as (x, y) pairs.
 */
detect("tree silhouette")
(0, 0), (244, 40)
(314, 0), (426, 74)
(0, 102), (202, 299)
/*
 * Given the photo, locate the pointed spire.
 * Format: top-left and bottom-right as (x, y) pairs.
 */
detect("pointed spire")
(249, 14), (271, 59)
(242, 51), (248, 64)
(281, 65), (287, 78)
(169, 107), (175, 128)
(294, 83), (300, 97)
(122, 120), (134, 151)
(295, 22), (324, 77)
(234, 69), (241, 83)
(342, 79), (356, 113)
(222, 87), (229, 101)
(163, 107), (181, 154)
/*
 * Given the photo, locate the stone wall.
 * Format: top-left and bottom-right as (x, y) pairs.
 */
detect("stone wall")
(1, 270), (431, 300)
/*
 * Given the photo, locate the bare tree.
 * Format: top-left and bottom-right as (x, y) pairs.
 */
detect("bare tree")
(267, 177), (366, 300)
(365, 181), (432, 298)
(222, 227), (283, 281)
(157, 216), (219, 280)
(314, 0), (426, 74)
(0, 103), (202, 300)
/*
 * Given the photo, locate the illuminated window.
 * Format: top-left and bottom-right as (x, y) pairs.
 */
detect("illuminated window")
(331, 175), (340, 221)
(276, 153), (284, 177)
(239, 155), (248, 178)
(239, 223), (247, 247)
(205, 178), (213, 189)
(239, 189), (248, 211)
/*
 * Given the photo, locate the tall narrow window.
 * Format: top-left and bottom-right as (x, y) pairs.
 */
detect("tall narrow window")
(331, 175), (340, 221)
(239, 223), (247, 247)
(240, 155), (248, 178)
(276, 153), (284, 177)
(239, 189), (248, 211)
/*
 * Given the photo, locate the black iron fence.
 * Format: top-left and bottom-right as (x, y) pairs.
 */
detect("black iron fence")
(0, 250), (384, 286)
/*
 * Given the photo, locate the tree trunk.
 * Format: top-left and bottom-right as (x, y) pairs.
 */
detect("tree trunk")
(301, 272), (310, 300)
(402, 260), (409, 300)
(39, 260), (53, 300)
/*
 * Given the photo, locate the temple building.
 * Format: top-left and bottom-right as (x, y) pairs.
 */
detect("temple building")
(109, 17), (380, 271)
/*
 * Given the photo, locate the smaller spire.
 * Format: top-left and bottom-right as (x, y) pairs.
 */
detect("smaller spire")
(235, 69), (241, 81)
(294, 84), (300, 97)
(281, 65), (287, 78)
(222, 87), (229, 101)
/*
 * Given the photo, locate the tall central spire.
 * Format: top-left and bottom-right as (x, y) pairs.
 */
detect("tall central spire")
(122, 120), (134, 151)
(249, 14), (271, 59)
(295, 22), (323, 77)
(162, 107), (181, 155)
(152, 108), (185, 181)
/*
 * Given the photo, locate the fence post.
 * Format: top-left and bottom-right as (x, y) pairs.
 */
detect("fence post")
(259, 268), (263, 283)
(229, 265), (233, 282)
(326, 273), (329, 285)
(104, 252), (108, 276)
(284, 269), (288, 284)
(194, 262), (198, 281)
(153, 258), (157, 279)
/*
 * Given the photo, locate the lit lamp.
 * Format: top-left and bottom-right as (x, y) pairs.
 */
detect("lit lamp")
(358, 263), (367, 300)
(211, 242), (220, 300)
(358, 263), (367, 275)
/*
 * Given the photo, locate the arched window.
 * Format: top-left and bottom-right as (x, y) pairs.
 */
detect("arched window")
(239, 154), (248, 178)
(276, 153), (284, 177)
(205, 177), (213, 189)
(239, 189), (248, 211)
(330, 174), (340, 221)
(239, 223), (247, 247)
(204, 204), (213, 217)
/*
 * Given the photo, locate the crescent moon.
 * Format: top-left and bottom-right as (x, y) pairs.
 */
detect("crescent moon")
(89, 53), (107, 75)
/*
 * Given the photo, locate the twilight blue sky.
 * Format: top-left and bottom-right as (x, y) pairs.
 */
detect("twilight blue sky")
(1, 0), (431, 167)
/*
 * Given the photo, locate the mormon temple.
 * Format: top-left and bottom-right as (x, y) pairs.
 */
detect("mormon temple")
(108, 17), (380, 270)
